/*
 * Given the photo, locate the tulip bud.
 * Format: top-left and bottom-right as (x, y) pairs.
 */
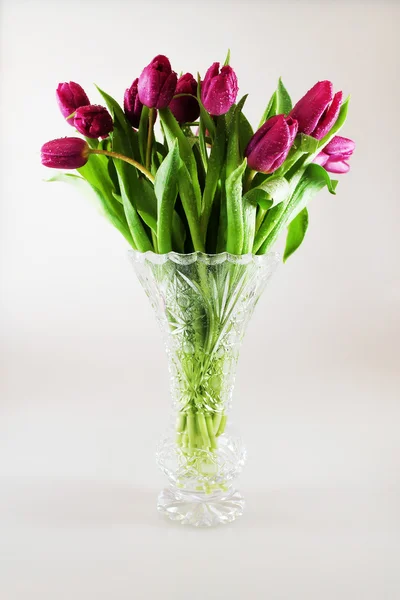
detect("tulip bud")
(314, 135), (355, 174)
(73, 105), (113, 139)
(124, 78), (143, 129)
(290, 81), (342, 139)
(138, 55), (177, 109)
(41, 137), (90, 169)
(169, 73), (200, 124)
(56, 82), (90, 124)
(201, 63), (238, 116)
(245, 115), (298, 173)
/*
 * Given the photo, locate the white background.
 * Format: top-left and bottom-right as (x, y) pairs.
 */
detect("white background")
(0, 0), (399, 598)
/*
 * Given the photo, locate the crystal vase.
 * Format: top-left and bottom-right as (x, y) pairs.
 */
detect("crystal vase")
(129, 250), (279, 526)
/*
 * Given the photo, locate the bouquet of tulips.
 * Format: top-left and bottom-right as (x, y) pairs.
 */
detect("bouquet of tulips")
(41, 52), (354, 261)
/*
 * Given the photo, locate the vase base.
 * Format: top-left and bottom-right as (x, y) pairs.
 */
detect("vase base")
(157, 486), (245, 527)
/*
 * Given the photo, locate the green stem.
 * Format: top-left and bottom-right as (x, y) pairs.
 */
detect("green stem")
(255, 207), (267, 233)
(146, 108), (156, 172)
(89, 148), (155, 183)
(244, 169), (256, 193)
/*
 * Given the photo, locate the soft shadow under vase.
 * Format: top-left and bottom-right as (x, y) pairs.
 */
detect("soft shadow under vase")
(129, 250), (279, 527)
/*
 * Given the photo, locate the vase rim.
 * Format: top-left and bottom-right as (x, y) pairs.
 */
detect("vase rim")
(127, 249), (280, 266)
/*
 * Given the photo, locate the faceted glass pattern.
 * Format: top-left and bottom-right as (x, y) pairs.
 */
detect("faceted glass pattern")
(129, 250), (279, 526)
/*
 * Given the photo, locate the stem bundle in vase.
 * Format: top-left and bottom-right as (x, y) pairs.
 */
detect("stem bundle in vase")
(41, 52), (354, 526)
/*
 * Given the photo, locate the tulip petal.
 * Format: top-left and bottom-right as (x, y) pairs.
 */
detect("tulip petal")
(313, 151), (329, 167)
(324, 135), (355, 156)
(56, 82), (90, 123)
(124, 78), (143, 129)
(201, 62), (220, 104)
(157, 71), (178, 109)
(74, 105), (113, 138)
(41, 137), (89, 169)
(313, 91), (343, 140)
(169, 73), (199, 123)
(245, 115), (293, 173)
(290, 80), (333, 136)
(324, 159), (350, 174)
(138, 55), (176, 109)
(201, 63), (238, 116)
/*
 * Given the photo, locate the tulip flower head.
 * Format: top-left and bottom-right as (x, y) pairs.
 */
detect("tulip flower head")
(124, 78), (144, 129)
(56, 82), (90, 124)
(41, 137), (90, 169)
(290, 81), (342, 140)
(201, 63), (238, 116)
(169, 73), (200, 124)
(73, 105), (113, 139)
(314, 135), (355, 174)
(245, 115), (298, 173)
(138, 55), (177, 109)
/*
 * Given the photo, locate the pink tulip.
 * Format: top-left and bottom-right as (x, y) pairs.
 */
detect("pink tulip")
(290, 81), (342, 139)
(73, 105), (113, 139)
(56, 82), (90, 124)
(124, 78), (144, 129)
(245, 115), (298, 173)
(169, 73), (199, 124)
(138, 55), (177, 109)
(41, 137), (89, 169)
(314, 135), (355, 174)
(201, 63), (238, 116)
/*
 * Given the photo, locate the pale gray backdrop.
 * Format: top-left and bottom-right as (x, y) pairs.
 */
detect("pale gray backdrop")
(0, 0), (399, 598)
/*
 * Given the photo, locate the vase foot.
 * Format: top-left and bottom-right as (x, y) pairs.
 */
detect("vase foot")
(157, 486), (245, 527)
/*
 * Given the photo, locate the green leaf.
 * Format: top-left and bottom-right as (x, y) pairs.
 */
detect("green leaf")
(223, 49), (231, 66)
(253, 203), (285, 254)
(178, 162), (205, 252)
(96, 85), (141, 162)
(226, 158), (247, 254)
(138, 106), (149, 165)
(77, 153), (134, 246)
(154, 139), (181, 253)
(243, 176), (290, 209)
(283, 207), (309, 261)
(256, 163), (337, 254)
(154, 141), (167, 159)
(45, 172), (85, 184)
(46, 171), (109, 212)
(238, 111), (253, 157)
(135, 177), (186, 253)
(123, 192), (152, 252)
(196, 73), (216, 139)
(276, 78), (292, 115)
(95, 85), (128, 132)
(226, 95), (248, 179)
(216, 165), (227, 253)
(296, 133), (319, 154)
(159, 107), (202, 212)
(318, 96), (350, 150)
(200, 114), (227, 239)
(276, 134), (319, 178)
(258, 91), (277, 128)
(242, 201), (257, 254)
(107, 122), (153, 251)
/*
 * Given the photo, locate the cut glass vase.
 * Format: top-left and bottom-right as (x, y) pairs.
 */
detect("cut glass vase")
(129, 250), (279, 527)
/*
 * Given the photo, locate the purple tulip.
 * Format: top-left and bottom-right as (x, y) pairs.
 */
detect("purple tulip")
(201, 63), (238, 116)
(137, 55), (177, 109)
(56, 82), (90, 124)
(314, 135), (355, 174)
(124, 78), (143, 129)
(169, 73), (200, 124)
(73, 105), (113, 139)
(290, 81), (342, 139)
(41, 137), (90, 169)
(245, 115), (298, 173)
